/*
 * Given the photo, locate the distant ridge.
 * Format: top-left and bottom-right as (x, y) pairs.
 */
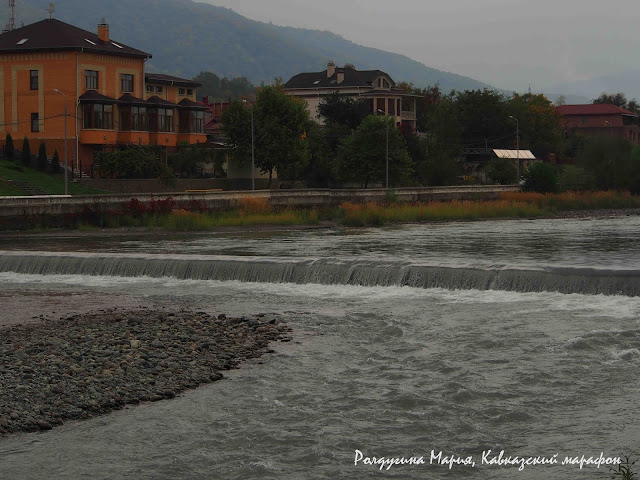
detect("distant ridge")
(0, 0), (494, 92)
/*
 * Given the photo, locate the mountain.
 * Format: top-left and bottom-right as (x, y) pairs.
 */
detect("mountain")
(543, 70), (640, 103)
(0, 0), (493, 92)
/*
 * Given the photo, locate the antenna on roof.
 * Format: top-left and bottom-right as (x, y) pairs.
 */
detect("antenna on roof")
(8, 0), (15, 31)
(49, 3), (55, 20)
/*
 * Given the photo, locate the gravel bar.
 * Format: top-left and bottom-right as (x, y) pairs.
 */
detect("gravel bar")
(0, 308), (292, 435)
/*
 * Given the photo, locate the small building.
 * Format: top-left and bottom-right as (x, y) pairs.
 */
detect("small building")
(284, 62), (417, 129)
(556, 104), (639, 144)
(0, 18), (207, 176)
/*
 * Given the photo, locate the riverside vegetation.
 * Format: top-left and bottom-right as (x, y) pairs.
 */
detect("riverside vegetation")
(48, 191), (640, 232)
(0, 308), (292, 435)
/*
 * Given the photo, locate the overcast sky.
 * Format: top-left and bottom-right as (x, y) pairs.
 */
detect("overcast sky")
(200, 0), (640, 91)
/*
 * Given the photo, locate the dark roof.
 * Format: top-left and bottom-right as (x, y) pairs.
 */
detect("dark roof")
(118, 94), (148, 106)
(146, 95), (177, 107)
(178, 98), (207, 109)
(78, 90), (116, 104)
(145, 73), (201, 88)
(0, 19), (151, 58)
(284, 66), (394, 89)
(557, 104), (638, 116)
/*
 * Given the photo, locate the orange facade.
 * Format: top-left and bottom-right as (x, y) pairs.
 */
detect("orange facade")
(0, 22), (206, 176)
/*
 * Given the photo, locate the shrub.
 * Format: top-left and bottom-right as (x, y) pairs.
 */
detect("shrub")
(522, 162), (558, 193)
(237, 197), (271, 214)
(4, 133), (14, 159)
(51, 149), (60, 173)
(21, 137), (31, 167)
(37, 142), (47, 171)
(485, 158), (517, 184)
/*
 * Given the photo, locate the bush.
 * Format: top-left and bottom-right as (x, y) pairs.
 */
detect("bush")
(37, 142), (47, 171)
(579, 135), (634, 190)
(522, 162), (558, 193)
(51, 149), (60, 173)
(484, 158), (517, 184)
(21, 137), (30, 167)
(4, 133), (14, 159)
(557, 165), (595, 191)
(95, 146), (162, 178)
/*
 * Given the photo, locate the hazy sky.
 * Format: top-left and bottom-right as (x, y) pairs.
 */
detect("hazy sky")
(200, 0), (639, 91)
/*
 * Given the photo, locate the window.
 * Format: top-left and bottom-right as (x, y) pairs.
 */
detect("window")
(146, 84), (153, 93)
(149, 108), (174, 132)
(383, 79), (390, 88)
(179, 110), (205, 133)
(376, 98), (385, 113)
(83, 103), (113, 129)
(178, 88), (185, 95)
(186, 89), (193, 96)
(388, 98), (395, 116)
(30, 70), (38, 90)
(31, 113), (39, 132)
(121, 74), (134, 93)
(155, 86), (163, 93)
(120, 106), (147, 131)
(85, 70), (98, 90)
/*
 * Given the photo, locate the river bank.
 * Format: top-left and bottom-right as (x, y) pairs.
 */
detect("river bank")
(0, 308), (292, 435)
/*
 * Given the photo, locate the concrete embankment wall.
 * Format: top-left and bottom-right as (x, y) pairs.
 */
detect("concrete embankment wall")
(0, 185), (520, 229)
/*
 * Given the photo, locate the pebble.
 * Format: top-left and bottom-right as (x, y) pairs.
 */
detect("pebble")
(0, 309), (291, 435)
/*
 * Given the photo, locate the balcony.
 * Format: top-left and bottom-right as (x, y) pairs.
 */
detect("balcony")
(117, 131), (150, 145)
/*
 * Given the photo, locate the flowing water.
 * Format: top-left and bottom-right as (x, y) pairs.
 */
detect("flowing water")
(0, 217), (639, 479)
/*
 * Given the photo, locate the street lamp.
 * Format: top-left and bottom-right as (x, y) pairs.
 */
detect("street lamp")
(604, 120), (613, 136)
(53, 88), (68, 195)
(509, 115), (520, 183)
(242, 99), (255, 191)
(377, 108), (389, 189)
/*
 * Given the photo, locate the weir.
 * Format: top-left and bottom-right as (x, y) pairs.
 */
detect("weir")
(1, 251), (638, 297)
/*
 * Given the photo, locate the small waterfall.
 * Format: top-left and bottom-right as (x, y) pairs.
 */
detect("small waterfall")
(1, 251), (639, 296)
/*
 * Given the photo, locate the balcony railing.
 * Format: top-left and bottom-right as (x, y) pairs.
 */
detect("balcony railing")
(400, 111), (416, 120)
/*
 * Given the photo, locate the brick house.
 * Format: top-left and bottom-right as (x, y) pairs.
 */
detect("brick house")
(556, 104), (639, 144)
(0, 19), (206, 176)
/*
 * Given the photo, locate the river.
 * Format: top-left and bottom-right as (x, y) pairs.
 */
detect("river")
(0, 216), (638, 479)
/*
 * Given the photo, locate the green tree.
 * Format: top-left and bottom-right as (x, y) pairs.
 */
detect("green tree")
(95, 146), (164, 179)
(221, 86), (311, 186)
(593, 92), (628, 108)
(579, 136), (634, 190)
(336, 115), (413, 188)
(317, 93), (370, 130)
(485, 158), (518, 184)
(192, 71), (256, 101)
(523, 162), (559, 193)
(300, 121), (335, 187)
(4, 133), (14, 159)
(168, 143), (210, 178)
(508, 93), (565, 157)
(51, 149), (60, 173)
(21, 137), (30, 167)
(37, 142), (47, 171)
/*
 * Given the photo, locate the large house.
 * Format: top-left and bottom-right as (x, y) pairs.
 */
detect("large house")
(0, 19), (206, 176)
(556, 104), (639, 144)
(284, 62), (417, 130)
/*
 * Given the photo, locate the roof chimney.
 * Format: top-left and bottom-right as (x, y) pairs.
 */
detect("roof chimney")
(345, 63), (355, 70)
(327, 61), (335, 78)
(337, 69), (344, 84)
(98, 19), (109, 43)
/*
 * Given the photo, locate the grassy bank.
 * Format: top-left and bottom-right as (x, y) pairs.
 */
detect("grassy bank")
(0, 158), (107, 196)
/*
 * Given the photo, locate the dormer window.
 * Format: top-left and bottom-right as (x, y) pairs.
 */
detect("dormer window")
(17, 38), (28, 45)
(383, 79), (390, 88)
(84, 39), (96, 46)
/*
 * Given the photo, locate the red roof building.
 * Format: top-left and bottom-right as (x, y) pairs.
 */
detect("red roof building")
(556, 104), (639, 144)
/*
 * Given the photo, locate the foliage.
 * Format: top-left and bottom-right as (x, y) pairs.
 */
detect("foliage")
(593, 92), (640, 114)
(51, 149), (60, 173)
(610, 454), (637, 480)
(192, 71), (256, 101)
(4, 133), (14, 159)
(556, 165), (596, 191)
(221, 86), (311, 186)
(95, 146), (164, 179)
(507, 93), (565, 157)
(335, 115), (413, 188)
(158, 167), (177, 188)
(484, 158), (517, 184)
(578, 136), (636, 190)
(317, 93), (370, 130)
(21, 137), (30, 167)
(37, 142), (47, 171)
(168, 143), (212, 178)
(522, 162), (559, 193)
(300, 121), (336, 187)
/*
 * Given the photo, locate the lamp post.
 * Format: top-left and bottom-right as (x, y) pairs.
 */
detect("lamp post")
(53, 88), (68, 195)
(604, 120), (613, 136)
(242, 99), (255, 191)
(377, 109), (389, 189)
(509, 115), (520, 183)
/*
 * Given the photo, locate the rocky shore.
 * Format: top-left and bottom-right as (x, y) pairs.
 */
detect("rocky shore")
(0, 308), (292, 435)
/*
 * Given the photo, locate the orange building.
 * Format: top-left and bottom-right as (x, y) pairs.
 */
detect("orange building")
(0, 19), (206, 176)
